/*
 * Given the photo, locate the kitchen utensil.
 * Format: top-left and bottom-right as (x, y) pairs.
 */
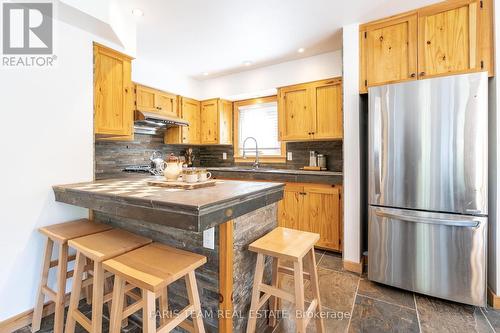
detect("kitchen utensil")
(183, 169), (199, 183)
(164, 154), (183, 181)
(198, 169), (212, 182)
(185, 148), (195, 167)
(150, 151), (165, 175)
(309, 151), (317, 167)
(317, 154), (327, 169)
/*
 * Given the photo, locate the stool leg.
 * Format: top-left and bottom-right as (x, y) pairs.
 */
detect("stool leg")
(104, 275), (114, 316)
(65, 252), (85, 333)
(159, 287), (168, 326)
(91, 262), (105, 333)
(268, 257), (279, 328)
(109, 275), (125, 333)
(307, 249), (325, 333)
(293, 259), (306, 333)
(54, 243), (69, 333)
(32, 238), (54, 332)
(143, 290), (156, 333)
(246, 253), (265, 333)
(84, 257), (93, 305)
(186, 271), (205, 333)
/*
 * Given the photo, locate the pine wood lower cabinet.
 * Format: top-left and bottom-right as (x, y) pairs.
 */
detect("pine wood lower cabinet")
(278, 183), (342, 252)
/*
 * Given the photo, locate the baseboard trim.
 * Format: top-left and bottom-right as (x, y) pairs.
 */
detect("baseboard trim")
(0, 292), (77, 333)
(343, 259), (363, 274)
(488, 287), (500, 309)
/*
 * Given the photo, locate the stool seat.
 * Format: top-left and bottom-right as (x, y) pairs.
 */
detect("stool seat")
(38, 219), (112, 243)
(105, 243), (207, 333)
(68, 228), (152, 262)
(33, 219), (111, 333)
(246, 227), (324, 333)
(65, 229), (152, 333)
(249, 227), (320, 261)
(103, 243), (207, 292)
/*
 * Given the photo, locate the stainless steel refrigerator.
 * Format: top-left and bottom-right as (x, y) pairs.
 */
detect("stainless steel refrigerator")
(368, 72), (488, 306)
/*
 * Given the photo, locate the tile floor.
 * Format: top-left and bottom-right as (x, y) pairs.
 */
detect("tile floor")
(15, 250), (500, 333)
(270, 250), (500, 333)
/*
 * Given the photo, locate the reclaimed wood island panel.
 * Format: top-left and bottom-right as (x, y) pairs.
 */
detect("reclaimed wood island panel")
(53, 177), (284, 333)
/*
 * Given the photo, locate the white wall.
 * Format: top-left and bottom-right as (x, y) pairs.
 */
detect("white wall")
(133, 59), (202, 100)
(198, 51), (342, 100)
(0, 4), (129, 321)
(342, 24), (362, 264)
(488, 2), (500, 295)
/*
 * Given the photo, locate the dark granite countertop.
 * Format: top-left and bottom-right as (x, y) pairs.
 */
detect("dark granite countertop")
(206, 167), (343, 185)
(53, 177), (284, 232)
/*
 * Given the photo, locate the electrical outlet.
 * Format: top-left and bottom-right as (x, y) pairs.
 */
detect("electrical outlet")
(222, 152), (227, 160)
(287, 152), (293, 161)
(203, 227), (215, 249)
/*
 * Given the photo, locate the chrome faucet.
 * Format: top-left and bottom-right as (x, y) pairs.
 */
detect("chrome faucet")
(242, 136), (259, 169)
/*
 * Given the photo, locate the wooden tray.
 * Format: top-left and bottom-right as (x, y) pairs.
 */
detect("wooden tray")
(147, 179), (217, 190)
(302, 166), (328, 171)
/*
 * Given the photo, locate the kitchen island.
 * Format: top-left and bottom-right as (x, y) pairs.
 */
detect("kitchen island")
(53, 177), (284, 333)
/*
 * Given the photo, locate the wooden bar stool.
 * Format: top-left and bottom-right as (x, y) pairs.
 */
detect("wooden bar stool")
(102, 242), (207, 333)
(32, 219), (112, 333)
(65, 229), (152, 333)
(246, 227), (325, 333)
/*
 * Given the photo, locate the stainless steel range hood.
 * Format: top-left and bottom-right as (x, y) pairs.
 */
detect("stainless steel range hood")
(134, 110), (188, 135)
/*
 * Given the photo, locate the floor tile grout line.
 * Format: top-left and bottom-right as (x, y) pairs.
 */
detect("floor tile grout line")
(355, 292), (417, 312)
(414, 293), (422, 333)
(479, 307), (496, 332)
(346, 274), (361, 332)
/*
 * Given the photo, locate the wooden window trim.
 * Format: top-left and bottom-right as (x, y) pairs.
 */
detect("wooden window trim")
(233, 95), (286, 163)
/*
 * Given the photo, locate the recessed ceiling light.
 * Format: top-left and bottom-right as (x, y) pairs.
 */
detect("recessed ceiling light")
(298, 47), (305, 53)
(202, 72), (209, 76)
(243, 60), (253, 66)
(132, 8), (144, 17)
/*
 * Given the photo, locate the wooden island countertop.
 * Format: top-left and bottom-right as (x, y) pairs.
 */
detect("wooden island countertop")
(53, 177), (284, 232)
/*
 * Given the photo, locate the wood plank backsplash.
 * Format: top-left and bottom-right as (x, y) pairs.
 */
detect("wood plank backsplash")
(95, 134), (342, 179)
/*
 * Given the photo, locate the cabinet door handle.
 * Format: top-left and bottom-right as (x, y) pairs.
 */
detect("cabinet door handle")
(410, 73), (416, 78)
(419, 72), (425, 77)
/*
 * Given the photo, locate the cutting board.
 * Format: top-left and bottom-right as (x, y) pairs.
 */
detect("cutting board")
(147, 179), (217, 190)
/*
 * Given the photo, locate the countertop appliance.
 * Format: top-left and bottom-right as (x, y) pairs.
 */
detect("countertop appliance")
(368, 72), (488, 306)
(123, 165), (155, 175)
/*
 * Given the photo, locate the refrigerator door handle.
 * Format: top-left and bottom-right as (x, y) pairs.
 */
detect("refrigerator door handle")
(374, 210), (480, 228)
(373, 103), (382, 196)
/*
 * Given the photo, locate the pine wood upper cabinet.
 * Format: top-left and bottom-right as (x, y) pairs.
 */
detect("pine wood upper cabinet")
(278, 78), (342, 141)
(165, 97), (201, 144)
(135, 85), (156, 112)
(311, 79), (343, 140)
(93, 43), (134, 138)
(359, 0), (493, 93)
(278, 83), (313, 141)
(135, 84), (178, 118)
(200, 98), (233, 144)
(418, 0), (486, 78)
(360, 12), (418, 93)
(219, 100), (233, 145)
(278, 183), (343, 252)
(201, 99), (219, 144)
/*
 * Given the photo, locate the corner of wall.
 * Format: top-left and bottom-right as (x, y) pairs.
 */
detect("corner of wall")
(342, 23), (362, 264)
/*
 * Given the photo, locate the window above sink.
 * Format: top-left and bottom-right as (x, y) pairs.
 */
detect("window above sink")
(233, 96), (286, 164)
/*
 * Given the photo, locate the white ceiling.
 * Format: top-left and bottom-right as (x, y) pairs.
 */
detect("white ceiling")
(127, 0), (440, 80)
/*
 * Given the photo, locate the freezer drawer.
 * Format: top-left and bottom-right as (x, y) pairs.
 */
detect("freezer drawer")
(368, 206), (487, 306)
(368, 72), (488, 215)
